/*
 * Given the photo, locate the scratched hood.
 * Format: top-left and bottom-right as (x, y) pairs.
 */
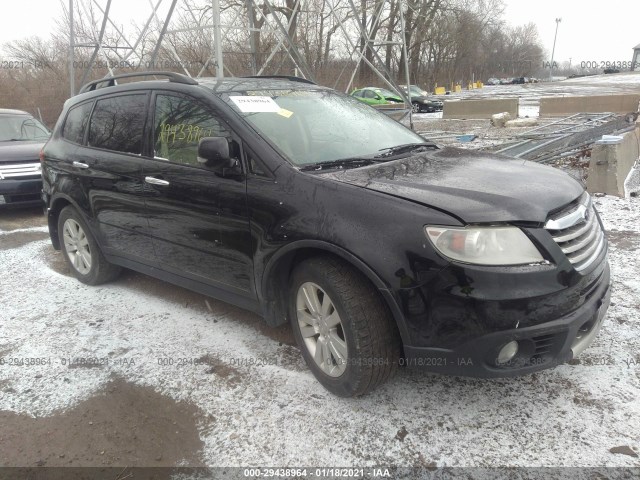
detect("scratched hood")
(321, 147), (584, 224)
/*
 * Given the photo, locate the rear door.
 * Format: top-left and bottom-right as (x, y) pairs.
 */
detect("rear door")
(80, 92), (156, 262)
(142, 91), (254, 297)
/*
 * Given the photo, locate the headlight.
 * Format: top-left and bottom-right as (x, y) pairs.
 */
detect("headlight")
(425, 226), (543, 265)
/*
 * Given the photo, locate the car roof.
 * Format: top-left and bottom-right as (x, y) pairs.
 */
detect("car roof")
(197, 77), (327, 93)
(67, 76), (329, 108)
(64, 75), (330, 111)
(362, 87), (397, 92)
(0, 108), (31, 116)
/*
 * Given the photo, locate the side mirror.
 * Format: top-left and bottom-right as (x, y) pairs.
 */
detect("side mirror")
(197, 137), (242, 178)
(197, 137), (231, 169)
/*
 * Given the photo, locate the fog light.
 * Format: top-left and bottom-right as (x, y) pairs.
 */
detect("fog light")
(496, 341), (519, 364)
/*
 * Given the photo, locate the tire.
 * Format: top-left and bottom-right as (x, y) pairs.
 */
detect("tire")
(58, 205), (121, 285)
(411, 102), (421, 113)
(289, 256), (401, 397)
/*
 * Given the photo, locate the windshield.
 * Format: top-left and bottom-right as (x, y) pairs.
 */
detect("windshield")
(222, 89), (425, 167)
(374, 88), (400, 98)
(0, 115), (50, 142)
(408, 85), (428, 96)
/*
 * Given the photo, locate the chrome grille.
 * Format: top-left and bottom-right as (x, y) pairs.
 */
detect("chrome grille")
(0, 162), (41, 180)
(545, 193), (606, 272)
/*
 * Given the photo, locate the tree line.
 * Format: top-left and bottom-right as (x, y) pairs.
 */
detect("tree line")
(0, 0), (545, 126)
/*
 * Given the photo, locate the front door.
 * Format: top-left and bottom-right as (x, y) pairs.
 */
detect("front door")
(142, 92), (254, 297)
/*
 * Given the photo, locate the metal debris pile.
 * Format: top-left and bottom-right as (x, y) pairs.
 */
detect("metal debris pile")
(493, 112), (636, 163)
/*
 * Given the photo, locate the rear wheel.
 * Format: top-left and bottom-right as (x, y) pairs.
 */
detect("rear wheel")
(289, 256), (401, 397)
(411, 102), (421, 113)
(58, 206), (121, 285)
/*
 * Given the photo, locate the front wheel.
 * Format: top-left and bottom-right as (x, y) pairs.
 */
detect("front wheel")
(411, 102), (421, 113)
(58, 206), (121, 285)
(289, 256), (401, 397)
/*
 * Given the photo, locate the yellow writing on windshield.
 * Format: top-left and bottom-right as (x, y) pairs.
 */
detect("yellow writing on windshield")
(159, 123), (215, 144)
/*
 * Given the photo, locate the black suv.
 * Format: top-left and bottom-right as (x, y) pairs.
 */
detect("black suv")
(41, 72), (611, 397)
(0, 109), (50, 207)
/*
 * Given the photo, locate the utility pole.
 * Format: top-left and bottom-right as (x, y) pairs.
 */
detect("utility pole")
(246, 0), (257, 75)
(399, 0), (413, 130)
(213, 0), (224, 78)
(549, 17), (561, 81)
(69, 0), (75, 96)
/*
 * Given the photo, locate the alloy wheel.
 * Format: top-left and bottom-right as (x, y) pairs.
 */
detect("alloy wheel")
(296, 282), (348, 377)
(62, 218), (92, 275)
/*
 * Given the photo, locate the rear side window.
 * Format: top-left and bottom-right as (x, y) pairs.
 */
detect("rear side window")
(88, 94), (147, 155)
(62, 102), (93, 144)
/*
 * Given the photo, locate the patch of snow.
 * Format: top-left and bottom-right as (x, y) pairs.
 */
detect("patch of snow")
(518, 105), (540, 118)
(566, 72), (640, 85)
(624, 163), (640, 197)
(0, 225), (49, 235)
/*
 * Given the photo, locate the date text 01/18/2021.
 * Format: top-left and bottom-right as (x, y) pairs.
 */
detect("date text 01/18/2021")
(243, 468), (392, 477)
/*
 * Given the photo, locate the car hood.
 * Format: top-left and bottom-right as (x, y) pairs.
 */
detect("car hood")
(320, 147), (584, 224)
(0, 141), (45, 163)
(409, 95), (440, 104)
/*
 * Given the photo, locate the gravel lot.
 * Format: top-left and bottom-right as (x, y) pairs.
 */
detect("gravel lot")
(1, 193), (639, 470)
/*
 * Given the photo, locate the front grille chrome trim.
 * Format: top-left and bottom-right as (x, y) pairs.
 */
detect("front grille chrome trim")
(545, 193), (606, 273)
(0, 162), (41, 179)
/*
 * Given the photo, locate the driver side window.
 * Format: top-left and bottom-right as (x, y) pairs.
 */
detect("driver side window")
(153, 94), (230, 167)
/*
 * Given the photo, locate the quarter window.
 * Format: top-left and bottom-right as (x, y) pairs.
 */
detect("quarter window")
(153, 94), (230, 166)
(62, 102), (93, 145)
(88, 94), (147, 155)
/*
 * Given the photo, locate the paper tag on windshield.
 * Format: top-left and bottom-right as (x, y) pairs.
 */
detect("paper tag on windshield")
(277, 108), (293, 118)
(230, 96), (280, 113)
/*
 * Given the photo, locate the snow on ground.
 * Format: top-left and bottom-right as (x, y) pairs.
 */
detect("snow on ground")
(411, 71), (640, 127)
(518, 105), (540, 118)
(567, 72), (640, 86)
(1, 193), (639, 468)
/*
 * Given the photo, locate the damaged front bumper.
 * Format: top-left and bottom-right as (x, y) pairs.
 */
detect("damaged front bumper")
(402, 262), (611, 377)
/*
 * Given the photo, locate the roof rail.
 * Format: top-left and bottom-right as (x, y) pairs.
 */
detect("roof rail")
(242, 75), (316, 85)
(79, 71), (198, 94)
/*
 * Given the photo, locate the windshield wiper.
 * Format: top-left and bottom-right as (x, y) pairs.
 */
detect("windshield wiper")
(374, 142), (437, 158)
(299, 157), (380, 172)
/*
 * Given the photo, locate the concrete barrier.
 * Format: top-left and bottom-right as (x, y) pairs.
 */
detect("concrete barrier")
(587, 123), (640, 197)
(540, 94), (640, 116)
(443, 98), (518, 119)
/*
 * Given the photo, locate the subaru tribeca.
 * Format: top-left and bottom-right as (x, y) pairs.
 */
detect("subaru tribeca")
(41, 73), (611, 397)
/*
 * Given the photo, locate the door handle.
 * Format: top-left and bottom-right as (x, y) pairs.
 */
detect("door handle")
(145, 176), (170, 186)
(72, 161), (89, 169)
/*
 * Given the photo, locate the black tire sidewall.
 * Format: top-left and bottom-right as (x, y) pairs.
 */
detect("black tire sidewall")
(58, 206), (102, 284)
(289, 259), (381, 397)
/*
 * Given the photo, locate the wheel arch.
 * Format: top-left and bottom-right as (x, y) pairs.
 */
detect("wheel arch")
(47, 194), (86, 250)
(260, 240), (410, 346)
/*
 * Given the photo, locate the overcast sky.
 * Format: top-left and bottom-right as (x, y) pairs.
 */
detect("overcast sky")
(1, 0), (638, 67)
